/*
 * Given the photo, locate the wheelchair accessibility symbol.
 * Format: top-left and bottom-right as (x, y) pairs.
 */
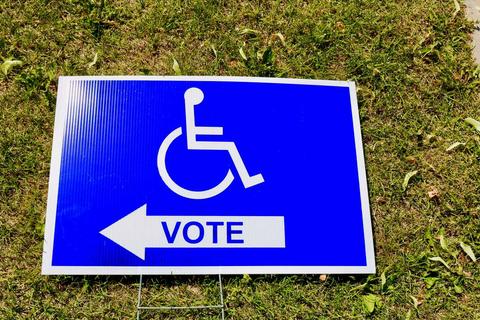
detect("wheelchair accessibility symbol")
(157, 88), (264, 200)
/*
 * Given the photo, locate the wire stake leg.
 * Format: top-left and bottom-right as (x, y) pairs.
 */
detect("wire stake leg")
(135, 274), (226, 319)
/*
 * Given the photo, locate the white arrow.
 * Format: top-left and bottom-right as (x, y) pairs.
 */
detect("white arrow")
(100, 204), (285, 260)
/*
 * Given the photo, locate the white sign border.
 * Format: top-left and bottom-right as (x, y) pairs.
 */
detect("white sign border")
(42, 76), (375, 275)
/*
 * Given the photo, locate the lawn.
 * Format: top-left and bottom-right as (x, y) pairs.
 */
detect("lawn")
(1, 0), (480, 319)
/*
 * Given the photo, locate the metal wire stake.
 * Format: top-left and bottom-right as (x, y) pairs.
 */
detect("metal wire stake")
(135, 274), (226, 320)
(218, 274), (225, 320)
(136, 274), (143, 320)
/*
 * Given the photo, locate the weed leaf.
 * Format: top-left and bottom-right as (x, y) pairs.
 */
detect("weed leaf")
(410, 295), (422, 308)
(350, 283), (367, 292)
(262, 46), (273, 64)
(454, 284), (463, 293)
(362, 294), (380, 314)
(242, 273), (252, 283)
(273, 32), (286, 46)
(402, 170), (418, 191)
(210, 44), (218, 59)
(239, 28), (259, 35)
(465, 117), (480, 132)
(453, 0), (460, 17)
(380, 271), (386, 290)
(446, 142), (465, 152)
(459, 242), (477, 262)
(1, 58), (23, 75)
(439, 234), (448, 251)
(88, 52), (98, 68)
(429, 256), (450, 269)
(172, 58), (181, 75)
(424, 277), (439, 289)
(239, 47), (247, 61)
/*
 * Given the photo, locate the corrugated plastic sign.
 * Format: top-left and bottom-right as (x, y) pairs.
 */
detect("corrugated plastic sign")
(42, 76), (375, 275)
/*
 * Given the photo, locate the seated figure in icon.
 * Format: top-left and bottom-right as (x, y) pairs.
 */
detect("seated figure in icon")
(184, 88), (264, 188)
(157, 87), (264, 200)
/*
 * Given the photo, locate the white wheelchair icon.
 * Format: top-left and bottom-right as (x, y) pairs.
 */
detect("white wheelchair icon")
(157, 88), (264, 200)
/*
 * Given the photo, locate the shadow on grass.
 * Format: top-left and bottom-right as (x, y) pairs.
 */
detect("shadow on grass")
(52, 273), (370, 289)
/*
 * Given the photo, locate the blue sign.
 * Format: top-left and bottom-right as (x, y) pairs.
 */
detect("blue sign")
(42, 76), (375, 275)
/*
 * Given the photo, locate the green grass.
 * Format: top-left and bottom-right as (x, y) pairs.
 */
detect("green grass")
(1, 0), (480, 319)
